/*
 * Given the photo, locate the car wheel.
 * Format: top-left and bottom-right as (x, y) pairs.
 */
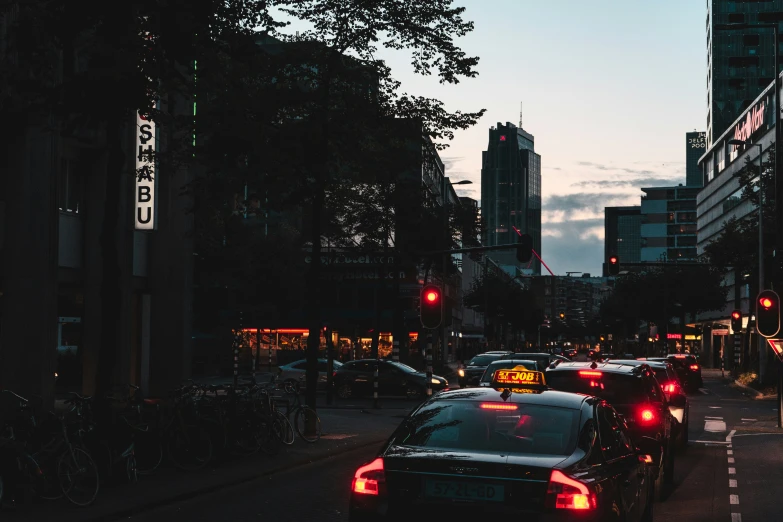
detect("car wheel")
(337, 383), (352, 399)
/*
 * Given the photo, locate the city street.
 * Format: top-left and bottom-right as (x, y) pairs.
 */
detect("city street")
(120, 369), (783, 522)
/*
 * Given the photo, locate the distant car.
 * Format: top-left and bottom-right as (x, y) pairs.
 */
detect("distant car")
(334, 360), (448, 399)
(646, 354), (703, 391)
(498, 352), (569, 369)
(278, 358), (343, 391)
(458, 353), (508, 387)
(477, 359), (542, 387)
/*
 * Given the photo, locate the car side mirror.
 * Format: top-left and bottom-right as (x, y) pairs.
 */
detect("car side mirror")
(669, 394), (687, 408)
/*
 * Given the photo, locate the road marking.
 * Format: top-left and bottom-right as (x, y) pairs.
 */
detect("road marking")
(727, 449), (733, 455)
(731, 514), (742, 522)
(705, 415), (724, 419)
(692, 440), (731, 445)
(699, 388), (709, 394)
(727, 429), (737, 442)
(729, 467), (736, 474)
(729, 479), (737, 488)
(741, 418), (757, 421)
(709, 406), (723, 409)
(728, 457), (735, 463)
(705, 420), (727, 432)
(730, 494), (739, 504)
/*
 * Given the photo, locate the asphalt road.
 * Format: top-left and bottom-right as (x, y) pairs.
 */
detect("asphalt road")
(127, 366), (783, 522)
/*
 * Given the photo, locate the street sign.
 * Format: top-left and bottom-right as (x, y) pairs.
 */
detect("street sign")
(767, 339), (783, 362)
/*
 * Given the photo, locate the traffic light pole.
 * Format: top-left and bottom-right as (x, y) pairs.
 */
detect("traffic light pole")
(426, 333), (433, 397)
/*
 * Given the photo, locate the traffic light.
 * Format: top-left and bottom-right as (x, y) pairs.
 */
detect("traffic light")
(559, 312), (565, 320)
(731, 310), (742, 333)
(516, 234), (533, 263)
(420, 284), (443, 329)
(607, 254), (620, 276)
(756, 290), (781, 338)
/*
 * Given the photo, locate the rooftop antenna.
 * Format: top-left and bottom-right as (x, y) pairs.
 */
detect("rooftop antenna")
(519, 101), (523, 128)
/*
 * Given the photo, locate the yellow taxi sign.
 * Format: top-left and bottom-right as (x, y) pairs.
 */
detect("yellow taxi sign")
(491, 366), (546, 388)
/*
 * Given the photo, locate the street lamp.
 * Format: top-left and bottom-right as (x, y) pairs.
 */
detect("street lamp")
(441, 177), (473, 363)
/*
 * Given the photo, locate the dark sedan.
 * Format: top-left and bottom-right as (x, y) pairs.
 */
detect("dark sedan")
(458, 352), (507, 387)
(646, 354), (703, 391)
(349, 368), (654, 521)
(335, 360), (448, 399)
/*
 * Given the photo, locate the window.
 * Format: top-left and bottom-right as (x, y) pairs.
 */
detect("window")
(393, 401), (580, 456)
(598, 406), (633, 461)
(743, 34), (760, 46)
(547, 371), (647, 405)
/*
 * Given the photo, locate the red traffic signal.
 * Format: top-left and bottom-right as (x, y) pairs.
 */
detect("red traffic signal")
(607, 255), (620, 276)
(756, 290), (781, 338)
(731, 310), (742, 333)
(420, 284), (443, 330)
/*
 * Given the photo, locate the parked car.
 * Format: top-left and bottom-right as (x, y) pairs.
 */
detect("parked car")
(334, 360), (448, 399)
(278, 358), (343, 391)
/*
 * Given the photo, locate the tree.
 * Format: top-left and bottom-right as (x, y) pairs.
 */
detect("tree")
(272, 0), (486, 412)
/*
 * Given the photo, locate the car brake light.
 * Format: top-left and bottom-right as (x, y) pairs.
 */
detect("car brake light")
(663, 383), (676, 393)
(352, 457), (385, 496)
(690, 364), (699, 371)
(640, 408), (655, 423)
(480, 403), (518, 410)
(578, 370), (602, 377)
(547, 470), (596, 510)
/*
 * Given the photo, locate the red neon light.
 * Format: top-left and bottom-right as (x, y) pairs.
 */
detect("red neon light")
(352, 458), (385, 496)
(480, 403), (518, 410)
(667, 333), (682, 340)
(578, 370), (602, 377)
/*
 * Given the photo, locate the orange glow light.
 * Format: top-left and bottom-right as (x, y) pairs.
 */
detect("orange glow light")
(761, 297), (774, 308)
(480, 403), (518, 410)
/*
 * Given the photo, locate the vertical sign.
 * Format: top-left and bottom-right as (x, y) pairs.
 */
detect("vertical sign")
(135, 112), (156, 230)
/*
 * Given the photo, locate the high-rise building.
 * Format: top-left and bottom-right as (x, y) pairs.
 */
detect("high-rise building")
(603, 206), (641, 276)
(686, 131), (707, 186)
(481, 122), (542, 275)
(640, 185), (699, 262)
(707, 2), (783, 147)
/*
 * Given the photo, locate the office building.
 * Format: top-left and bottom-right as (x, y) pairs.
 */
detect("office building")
(707, 1), (783, 146)
(640, 186), (699, 262)
(686, 131), (707, 186)
(604, 206), (641, 276)
(480, 122), (542, 275)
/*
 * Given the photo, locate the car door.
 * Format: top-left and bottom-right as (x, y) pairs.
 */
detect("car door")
(378, 362), (407, 395)
(598, 405), (642, 521)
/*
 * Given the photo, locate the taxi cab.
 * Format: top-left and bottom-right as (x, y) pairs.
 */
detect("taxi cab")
(349, 367), (655, 521)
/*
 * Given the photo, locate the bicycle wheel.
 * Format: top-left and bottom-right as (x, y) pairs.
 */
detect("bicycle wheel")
(274, 410), (295, 445)
(255, 414), (281, 455)
(294, 407), (321, 443)
(58, 447), (100, 507)
(134, 431), (164, 475)
(168, 424), (212, 472)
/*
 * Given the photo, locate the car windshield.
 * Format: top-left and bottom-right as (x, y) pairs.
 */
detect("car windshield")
(388, 361), (419, 374)
(394, 400), (579, 456)
(479, 361), (537, 383)
(467, 355), (502, 367)
(546, 371), (647, 404)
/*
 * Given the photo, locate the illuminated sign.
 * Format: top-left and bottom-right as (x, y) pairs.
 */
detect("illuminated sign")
(135, 112), (157, 230)
(688, 132), (706, 149)
(492, 367), (546, 387)
(733, 100), (766, 145)
(667, 333), (682, 340)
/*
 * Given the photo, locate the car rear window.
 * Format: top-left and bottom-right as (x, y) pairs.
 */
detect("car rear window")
(546, 371), (647, 404)
(651, 367), (671, 382)
(467, 355), (502, 367)
(394, 400), (580, 456)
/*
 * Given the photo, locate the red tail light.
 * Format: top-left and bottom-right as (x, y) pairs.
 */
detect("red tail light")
(480, 403), (518, 410)
(546, 470), (596, 510)
(578, 370), (602, 377)
(663, 383), (676, 393)
(333, 371), (337, 378)
(639, 408), (655, 423)
(352, 457), (385, 496)
(689, 364), (699, 371)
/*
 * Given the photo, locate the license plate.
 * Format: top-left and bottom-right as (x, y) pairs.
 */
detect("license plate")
(424, 480), (504, 502)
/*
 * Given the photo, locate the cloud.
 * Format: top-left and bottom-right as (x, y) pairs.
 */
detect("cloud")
(541, 218), (605, 275)
(571, 176), (681, 189)
(440, 156), (464, 172)
(543, 193), (639, 219)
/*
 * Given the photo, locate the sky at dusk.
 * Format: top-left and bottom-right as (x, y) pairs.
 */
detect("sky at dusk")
(276, 1), (706, 276)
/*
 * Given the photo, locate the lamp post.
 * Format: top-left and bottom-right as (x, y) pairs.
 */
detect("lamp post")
(441, 177), (472, 364)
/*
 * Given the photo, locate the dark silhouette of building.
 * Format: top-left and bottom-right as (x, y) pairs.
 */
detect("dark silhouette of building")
(603, 206), (641, 276)
(480, 122), (541, 275)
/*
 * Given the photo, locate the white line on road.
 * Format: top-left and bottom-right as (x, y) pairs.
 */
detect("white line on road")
(729, 467), (736, 474)
(727, 429), (737, 442)
(730, 494), (739, 504)
(699, 388), (709, 394)
(705, 420), (728, 432)
(741, 418), (757, 421)
(731, 513), (742, 522)
(709, 406), (723, 409)
(705, 416), (724, 419)
(728, 457), (735, 463)
(729, 479), (737, 488)
(727, 449), (733, 455)
(692, 440), (731, 445)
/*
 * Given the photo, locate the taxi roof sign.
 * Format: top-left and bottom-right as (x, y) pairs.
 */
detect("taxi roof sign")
(491, 366), (547, 389)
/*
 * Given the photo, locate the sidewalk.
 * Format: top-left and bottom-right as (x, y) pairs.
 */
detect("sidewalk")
(7, 408), (404, 522)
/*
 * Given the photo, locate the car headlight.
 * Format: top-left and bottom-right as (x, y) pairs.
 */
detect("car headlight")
(458, 369), (465, 377)
(431, 378), (441, 385)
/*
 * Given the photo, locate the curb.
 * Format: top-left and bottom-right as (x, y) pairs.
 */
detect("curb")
(92, 437), (387, 522)
(732, 380), (763, 397)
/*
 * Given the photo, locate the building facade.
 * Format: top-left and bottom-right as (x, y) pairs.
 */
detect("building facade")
(481, 122), (542, 275)
(640, 186), (699, 263)
(686, 131), (707, 186)
(707, 1), (783, 146)
(603, 206), (641, 276)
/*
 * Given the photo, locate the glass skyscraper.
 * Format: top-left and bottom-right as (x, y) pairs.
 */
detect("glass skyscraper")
(603, 206), (641, 276)
(707, 1), (783, 147)
(481, 122), (542, 274)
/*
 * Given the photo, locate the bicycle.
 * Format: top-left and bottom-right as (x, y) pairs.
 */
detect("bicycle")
(273, 388), (321, 443)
